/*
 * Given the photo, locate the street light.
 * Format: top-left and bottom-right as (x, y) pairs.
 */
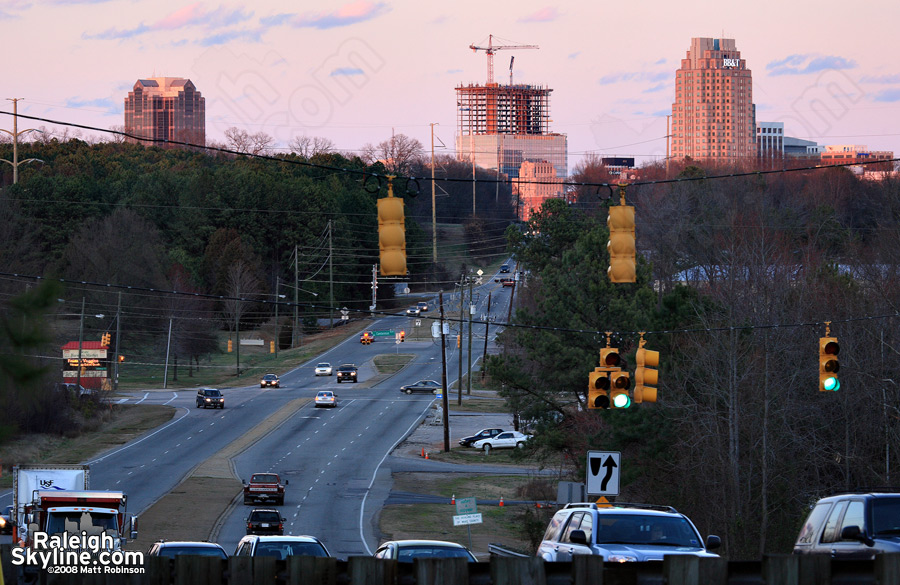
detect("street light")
(0, 98), (43, 184)
(75, 297), (104, 394)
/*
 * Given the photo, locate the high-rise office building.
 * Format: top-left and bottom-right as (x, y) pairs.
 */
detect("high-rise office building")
(671, 38), (756, 162)
(124, 77), (205, 147)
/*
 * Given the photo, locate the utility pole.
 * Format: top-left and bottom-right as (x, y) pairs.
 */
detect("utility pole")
(293, 245), (299, 348)
(458, 274), (464, 407)
(371, 264), (378, 314)
(467, 279), (473, 395)
(274, 277), (280, 357)
(481, 291), (492, 380)
(235, 295), (240, 377)
(329, 220), (334, 329)
(76, 297), (85, 393)
(666, 114), (671, 178)
(163, 318), (173, 389)
(0, 98), (41, 184)
(430, 123), (438, 264)
(440, 292), (450, 452)
(113, 291), (121, 392)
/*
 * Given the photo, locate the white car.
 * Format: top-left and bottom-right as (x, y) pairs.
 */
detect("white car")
(314, 391), (338, 408)
(406, 307), (420, 316)
(473, 430), (532, 453)
(314, 363), (333, 376)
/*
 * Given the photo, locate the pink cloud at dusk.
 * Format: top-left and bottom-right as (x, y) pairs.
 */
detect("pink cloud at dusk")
(519, 7), (559, 23)
(290, 1), (389, 29)
(153, 2), (207, 30)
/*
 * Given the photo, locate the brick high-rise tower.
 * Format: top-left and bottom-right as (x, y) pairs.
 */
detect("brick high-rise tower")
(670, 38), (755, 162)
(124, 77), (205, 148)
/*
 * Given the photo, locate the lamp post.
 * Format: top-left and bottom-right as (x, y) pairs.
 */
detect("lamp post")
(75, 297), (104, 393)
(273, 278), (286, 357)
(0, 98), (43, 184)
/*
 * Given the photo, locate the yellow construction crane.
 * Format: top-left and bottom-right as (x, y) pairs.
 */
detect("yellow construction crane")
(469, 34), (538, 85)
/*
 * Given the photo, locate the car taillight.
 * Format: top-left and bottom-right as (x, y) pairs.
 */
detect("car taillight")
(247, 522), (252, 530)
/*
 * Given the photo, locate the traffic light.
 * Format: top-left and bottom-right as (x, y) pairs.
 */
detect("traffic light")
(101, 332), (111, 346)
(607, 203), (636, 283)
(378, 191), (406, 276)
(588, 368), (611, 410)
(599, 347), (621, 369)
(118, 355), (125, 363)
(610, 371), (631, 409)
(819, 336), (840, 391)
(634, 344), (660, 404)
(400, 331), (405, 342)
(228, 339), (233, 352)
(457, 334), (461, 348)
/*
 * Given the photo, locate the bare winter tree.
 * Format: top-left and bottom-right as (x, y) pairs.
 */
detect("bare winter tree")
(361, 133), (425, 175)
(222, 260), (262, 375)
(224, 127), (275, 156)
(289, 135), (336, 158)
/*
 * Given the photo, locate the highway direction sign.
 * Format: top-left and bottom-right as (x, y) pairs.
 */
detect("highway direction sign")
(586, 451), (620, 496)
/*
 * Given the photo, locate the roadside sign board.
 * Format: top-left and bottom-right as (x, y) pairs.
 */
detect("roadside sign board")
(456, 497), (477, 515)
(371, 329), (394, 337)
(452, 513), (483, 526)
(586, 451), (621, 496)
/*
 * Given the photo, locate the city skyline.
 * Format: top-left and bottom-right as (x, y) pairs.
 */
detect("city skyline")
(2, 0), (899, 172)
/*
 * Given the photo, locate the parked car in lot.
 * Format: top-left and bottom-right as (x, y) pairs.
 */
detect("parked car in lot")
(400, 380), (442, 395)
(315, 391), (338, 408)
(473, 430), (531, 453)
(147, 541), (228, 559)
(260, 373), (280, 388)
(417, 301), (429, 312)
(794, 491), (900, 558)
(246, 508), (285, 535)
(459, 428), (506, 447)
(196, 388), (224, 409)
(374, 539), (477, 562)
(537, 502), (720, 563)
(314, 362), (333, 376)
(336, 364), (358, 383)
(234, 535), (331, 559)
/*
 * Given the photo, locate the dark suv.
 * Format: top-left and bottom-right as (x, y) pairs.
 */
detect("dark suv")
(196, 388), (224, 409)
(537, 502), (720, 563)
(794, 492), (900, 559)
(246, 509), (285, 535)
(336, 364), (358, 383)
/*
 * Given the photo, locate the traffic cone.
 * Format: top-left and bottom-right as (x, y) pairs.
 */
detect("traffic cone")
(451, 494), (456, 505)
(421, 447), (425, 458)
(425, 451), (429, 459)
(535, 502), (541, 508)
(499, 497), (504, 507)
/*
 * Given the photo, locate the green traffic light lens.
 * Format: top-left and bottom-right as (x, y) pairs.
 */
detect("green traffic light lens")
(613, 393), (631, 408)
(823, 376), (840, 391)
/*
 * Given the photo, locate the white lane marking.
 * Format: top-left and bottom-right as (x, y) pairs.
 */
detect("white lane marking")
(85, 406), (190, 465)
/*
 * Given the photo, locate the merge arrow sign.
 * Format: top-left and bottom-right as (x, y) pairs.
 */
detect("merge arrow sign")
(586, 451), (621, 496)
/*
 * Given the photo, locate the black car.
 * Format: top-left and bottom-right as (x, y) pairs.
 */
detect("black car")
(458, 428), (505, 447)
(400, 380), (442, 395)
(260, 373), (280, 388)
(336, 364), (358, 383)
(500, 264), (510, 273)
(246, 508), (285, 535)
(196, 388), (224, 409)
(794, 491), (900, 559)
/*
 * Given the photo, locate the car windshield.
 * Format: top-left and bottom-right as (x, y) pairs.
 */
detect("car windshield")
(397, 545), (475, 562)
(251, 511), (281, 523)
(157, 545), (226, 558)
(593, 515), (702, 548)
(264, 375), (276, 380)
(47, 511), (118, 534)
(317, 364), (329, 368)
(871, 498), (900, 535)
(204, 389), (221, 397)
(255, 541), (328, 559)
(251, 474), (278, 483)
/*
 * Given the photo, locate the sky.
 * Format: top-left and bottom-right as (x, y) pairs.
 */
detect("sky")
(2, 0), (899, 173)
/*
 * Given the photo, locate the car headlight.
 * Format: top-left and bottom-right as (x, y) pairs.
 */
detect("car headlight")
(606, 554), (638, 563)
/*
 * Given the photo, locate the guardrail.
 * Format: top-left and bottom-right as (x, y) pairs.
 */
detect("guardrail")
(3, 545), (900, 584)
(487, 542), (530, 558)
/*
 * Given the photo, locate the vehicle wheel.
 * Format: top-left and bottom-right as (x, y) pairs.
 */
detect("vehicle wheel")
(483, 444), (492, 454)
(277, 498), (284, 506)
(406, 389), (412, 395)
(433, 389), (439, 395)
(337, 379), (341, 384)
(196, 403), (200, 408)
(260, 384), (265, 388)
(243, 499), (250, 505)
(516, 442), (525, 449)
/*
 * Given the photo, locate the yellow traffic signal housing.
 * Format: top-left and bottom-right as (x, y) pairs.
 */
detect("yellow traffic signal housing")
(378, 195), (406, 276)
(588, 369), (611, 409)
(227, 339), (233, 352)
(101, 332), (111, 346)
(634, 346), (660, 404)
(400, 331), (406, 342)
(607, 204), (636, 283)
(599, 347), (621, 368)
(819, 336), (840, 391)
(610, 371), (632, 408)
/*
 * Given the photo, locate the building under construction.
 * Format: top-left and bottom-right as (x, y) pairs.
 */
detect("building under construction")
(455, 82), (567, 180)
